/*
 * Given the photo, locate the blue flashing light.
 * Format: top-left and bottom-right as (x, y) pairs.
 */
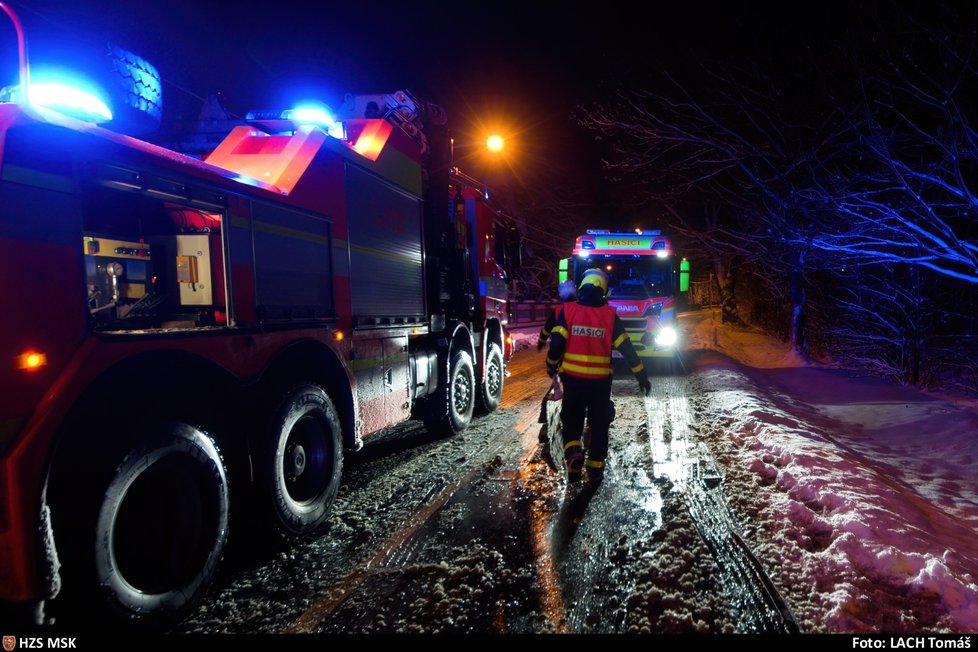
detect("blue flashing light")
(5, 81), (113, 122)
(283, 104), (345, 139)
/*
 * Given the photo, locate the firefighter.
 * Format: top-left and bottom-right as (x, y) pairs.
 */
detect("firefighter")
(536, 280), (578, 442)
(546, 268), (651, 485)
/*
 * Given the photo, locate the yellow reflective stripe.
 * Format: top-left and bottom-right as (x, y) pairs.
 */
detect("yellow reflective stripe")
(540, 327), (552, 336)
(563, 352), (612, 363)
(563, 440), (583, 451)
(552, 326), (569, 338)
(585, 459), (605, 469)
(561, 361), (612, 376)
(546, 357), (562, 366)
(613, 333), (628, 348)
(631, 362), (644, 373)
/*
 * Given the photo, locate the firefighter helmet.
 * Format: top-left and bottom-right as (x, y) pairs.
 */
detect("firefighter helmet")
(579, 268), (608, 296)
(557, 280), (577, 302)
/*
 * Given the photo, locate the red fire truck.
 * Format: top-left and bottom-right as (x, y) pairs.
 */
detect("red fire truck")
(559, 230), (689, 359)
(0, 84), (516, 625)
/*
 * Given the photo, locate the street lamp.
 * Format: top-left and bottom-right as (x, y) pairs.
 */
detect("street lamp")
(452, 132), (508, 165)
(486, 134), (504, 153)
(450, 131), (510, 200)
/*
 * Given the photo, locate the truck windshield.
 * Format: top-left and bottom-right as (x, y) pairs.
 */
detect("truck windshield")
(589, 257), (674, 299)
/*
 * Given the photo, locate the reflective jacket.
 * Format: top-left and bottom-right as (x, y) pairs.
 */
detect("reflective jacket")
(554, 302), (615, 377)
(547, 300), (645, 379)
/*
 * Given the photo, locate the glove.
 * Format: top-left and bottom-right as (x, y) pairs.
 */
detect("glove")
(536, 340), (546, 351)
(637, 373), (651, 396)
(546, 364), (558, 378)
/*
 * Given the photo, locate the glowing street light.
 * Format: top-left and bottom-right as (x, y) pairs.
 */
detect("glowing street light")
(486, 133), (505, 153)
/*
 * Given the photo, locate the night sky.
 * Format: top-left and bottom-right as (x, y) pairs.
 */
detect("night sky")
(0, 1), (919, 221)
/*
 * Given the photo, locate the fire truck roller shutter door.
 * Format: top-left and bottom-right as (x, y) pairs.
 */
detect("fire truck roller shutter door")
(51, 422), (229, 627)
(345, 165), (425, 326)
(261, 384), (343, 538)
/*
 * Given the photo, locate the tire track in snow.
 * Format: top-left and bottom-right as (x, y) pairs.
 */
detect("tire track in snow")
(645, 373), (799, 633)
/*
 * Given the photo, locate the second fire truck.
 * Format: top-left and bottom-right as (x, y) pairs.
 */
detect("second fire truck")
(559, 229), (689, 359)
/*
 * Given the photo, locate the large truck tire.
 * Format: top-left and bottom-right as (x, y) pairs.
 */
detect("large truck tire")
(423, 348), (475, 437)
(103, 43), (163, 136)
(52, 422), (229, 628)
(475, 343), (504, 414)
(262, 384), (343, 539)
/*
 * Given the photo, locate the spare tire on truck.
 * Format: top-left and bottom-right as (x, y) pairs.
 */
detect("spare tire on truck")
(101, 43), (163, 136)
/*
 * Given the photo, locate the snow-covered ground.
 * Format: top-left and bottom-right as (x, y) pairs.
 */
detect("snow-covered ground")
(680, 309), (978, 632)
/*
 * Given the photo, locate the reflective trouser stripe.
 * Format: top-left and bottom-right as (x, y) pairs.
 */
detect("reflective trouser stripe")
(564, 440), (583, 451)
(631, 362), (644, 373)
(585, 459), (605, 468)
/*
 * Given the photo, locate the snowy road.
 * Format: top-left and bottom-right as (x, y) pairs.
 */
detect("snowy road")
(175, 310), (978, 634)
(176, 336), (747, 634)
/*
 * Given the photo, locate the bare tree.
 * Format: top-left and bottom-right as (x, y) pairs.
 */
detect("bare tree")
(579, 68), (852, 354)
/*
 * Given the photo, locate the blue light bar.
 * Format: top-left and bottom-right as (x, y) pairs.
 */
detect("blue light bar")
(3, 81), (113, 122)
(281, 104), (345, 139)
(32, 83), (113, 122)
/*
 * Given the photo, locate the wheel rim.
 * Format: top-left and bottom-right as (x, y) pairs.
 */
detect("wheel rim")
(282, 414), (331, 505)
(110, 452), (223, 594)
(452, 365), (473, 416)
(486, 354), (502, 401)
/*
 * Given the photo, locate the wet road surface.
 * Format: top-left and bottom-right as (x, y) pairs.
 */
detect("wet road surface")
(176, 345), (789, 634)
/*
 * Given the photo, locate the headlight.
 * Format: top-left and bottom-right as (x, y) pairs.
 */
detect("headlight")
(654, 326), (677, 347)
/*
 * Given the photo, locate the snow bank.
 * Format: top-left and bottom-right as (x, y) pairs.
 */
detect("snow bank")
(684, 310), (978, 632)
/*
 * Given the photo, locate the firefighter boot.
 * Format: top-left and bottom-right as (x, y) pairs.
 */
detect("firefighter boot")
(585, 459), (605, 486)
(564, 442), (584, 482)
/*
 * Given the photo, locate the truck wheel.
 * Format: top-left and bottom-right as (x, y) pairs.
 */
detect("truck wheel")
(424, 349), (475, 436)
(54, 422), (229, 627)
(475, 343), (504, 414)
(105, 43), (163, 135)
(263, 384), (343, 538)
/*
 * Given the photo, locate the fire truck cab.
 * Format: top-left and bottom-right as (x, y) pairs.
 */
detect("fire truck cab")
(560, 230), (689, 359)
